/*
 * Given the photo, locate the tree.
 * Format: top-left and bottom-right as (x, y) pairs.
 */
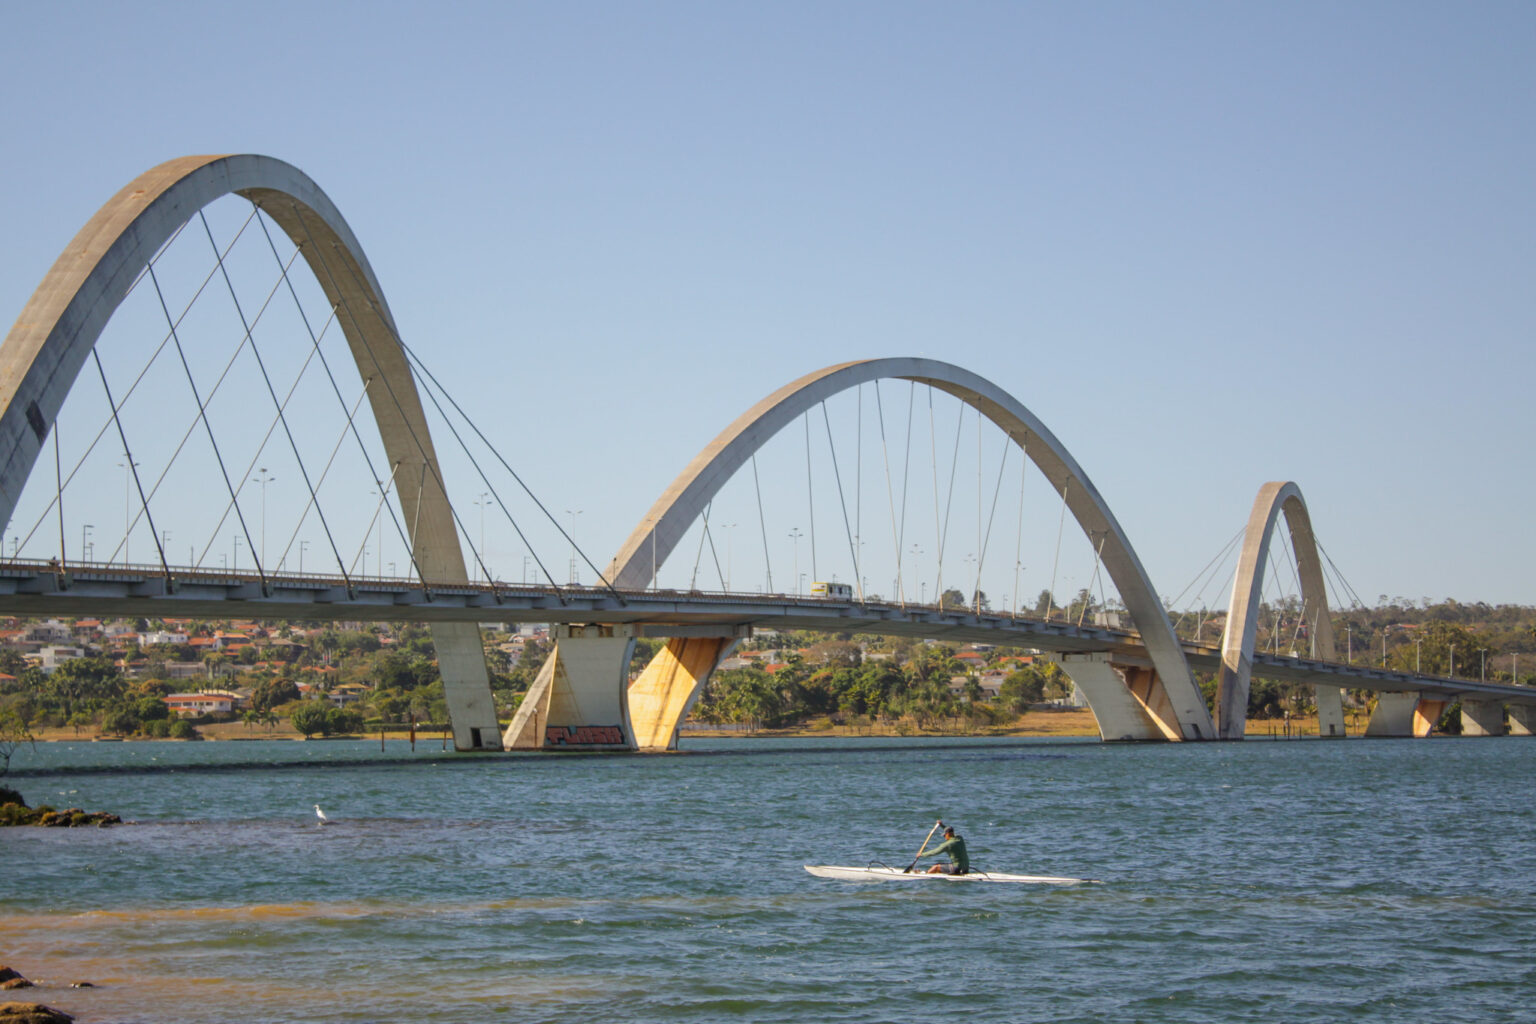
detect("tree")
(290, 701), (332, 737)
(326, 705), (365, 735)
(250, 678), (301, 713)
(0, 707), (34, 776)
(101, 707), (139, 736)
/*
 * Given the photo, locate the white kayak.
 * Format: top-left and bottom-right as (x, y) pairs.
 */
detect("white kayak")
(805, 864), (1095, 885)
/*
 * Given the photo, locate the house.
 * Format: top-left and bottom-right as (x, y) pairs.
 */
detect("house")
(140, 630), (189, 646)
(25, 620), (73, 644)
(328, 683), (371, 706)
(37, 646), (86, 672)
(163, 692), (238, 718)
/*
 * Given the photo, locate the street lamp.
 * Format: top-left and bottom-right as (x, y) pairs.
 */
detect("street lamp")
(81, 524), (92, 565)
(1449, 643), (1456, 678)
(117, 457), (138, 563)
(1346, 625), (1352, 665)
(253, 468), (275, 568)
(1480, 648), (1488, 682)
(719, 522), (736, 591)
(299, 539), (309, 574)
(1382, 626), (1389, 668)
(565, 509), (582, 584)
(476, 492), (489, 567)
(233, 535), (242, 572)
(1416, 637), (1422, 674)
(788, 528), (803, 595)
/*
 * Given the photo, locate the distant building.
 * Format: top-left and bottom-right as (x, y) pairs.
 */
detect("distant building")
(37, 646), (86, 672)
(163, 692), (239, 717)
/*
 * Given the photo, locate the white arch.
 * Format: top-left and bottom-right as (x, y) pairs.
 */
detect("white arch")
(1215, 481), (1344, 739)
(605, 357), (1214, 740)
(0, 154), (500, 749)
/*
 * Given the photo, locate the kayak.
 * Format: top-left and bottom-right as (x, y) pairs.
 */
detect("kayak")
(805, 864), (1095, 885)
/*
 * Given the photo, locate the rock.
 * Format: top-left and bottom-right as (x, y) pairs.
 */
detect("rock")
(0, 1002), (73, 1024)
(66, 984), (92, 989)
(0, 980), (31, 990)
(0, 973), (19, 987)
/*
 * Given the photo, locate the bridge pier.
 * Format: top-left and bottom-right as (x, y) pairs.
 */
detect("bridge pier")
(1364, 692), (1421, 737)
(628, 635), (741, 751)
(1460, 700), (1506, 737)
(1508, 706), (1536, 736)
(1048, 653), (1181, 741)
(434, 621), (504, 750)
(1316, 686), (1346, 738)
(502, 625), (636, 751)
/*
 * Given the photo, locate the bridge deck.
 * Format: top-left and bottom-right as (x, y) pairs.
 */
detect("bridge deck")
(3, 560), (1532, 706)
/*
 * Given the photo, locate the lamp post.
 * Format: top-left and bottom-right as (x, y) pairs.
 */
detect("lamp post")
(161, 529), (171, 564)
(118, 457), (138, 564)
(788, 528), (802, 595)
(1346, 625), (1352, 665)
(719, 522), (736, 591)
(81, 524), (92, 565)
(476, 492), (489, 569)
(299, 539), (309, 574)
(233, 535), (242, 572)
(1382, 626), (1389, 668)
(1449, 643), (1456, 678)
(1480, 648), (1488, 682)
(1416, 637), (1422, 674)
(253, 468), (275, 569)
(565, 509), (582, 584)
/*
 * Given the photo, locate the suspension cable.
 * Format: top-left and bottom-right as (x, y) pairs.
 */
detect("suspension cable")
(690, 501), (712, 590)
(273, 383), (378, 577)
(90, 349), (169, 577)
(973, 435), (1010, 614)
(202, 210), (352, 587)
(873, 380), (905, 606)
(855, 384), (862, 599)
(820, 401), (861, 600)
(1046, 480), (1070, 621)
(290, 207), (566, 598)
(1078, 532), (1107, 628)
(798, 412), (817, 582)
(13, 210), (261, 559)
(1012, 443), (1027, 618)
(752, 453), (773, 593)
(256, 211), (420, 587)
(146, 259), (263, 585)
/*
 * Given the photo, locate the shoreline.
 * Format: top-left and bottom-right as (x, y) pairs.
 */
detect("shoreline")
(19, 708), (1350, 744)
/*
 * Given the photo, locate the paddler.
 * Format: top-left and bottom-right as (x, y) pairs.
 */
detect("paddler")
(917, 824), (970, 875)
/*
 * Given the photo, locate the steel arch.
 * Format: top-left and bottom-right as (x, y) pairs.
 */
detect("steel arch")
(605, 357), (1214, 740)
(0, 154), (500, 749)
(1215, 481), (1344, 738)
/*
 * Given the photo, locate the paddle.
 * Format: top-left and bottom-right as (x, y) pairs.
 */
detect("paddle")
(904, 819), (944, 873)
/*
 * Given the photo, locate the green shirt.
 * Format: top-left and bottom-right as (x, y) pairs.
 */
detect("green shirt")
(919, 833), (969, 873)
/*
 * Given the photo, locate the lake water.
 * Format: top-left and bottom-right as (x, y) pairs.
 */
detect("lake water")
(3, 735), (1534, 1023)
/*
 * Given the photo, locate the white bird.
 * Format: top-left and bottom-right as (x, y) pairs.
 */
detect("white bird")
(314, 804), (330, 825)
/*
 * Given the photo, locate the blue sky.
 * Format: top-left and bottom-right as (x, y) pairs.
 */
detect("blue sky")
(2, 2), (1533, 608)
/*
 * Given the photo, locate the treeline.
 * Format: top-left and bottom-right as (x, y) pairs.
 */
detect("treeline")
(693, 635), (1069, 731)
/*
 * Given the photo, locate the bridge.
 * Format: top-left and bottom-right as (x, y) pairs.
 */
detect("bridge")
(3, 154), (1532, 751)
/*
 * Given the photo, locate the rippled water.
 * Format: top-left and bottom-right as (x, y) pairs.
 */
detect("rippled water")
(4, 736), (1534, 1023)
